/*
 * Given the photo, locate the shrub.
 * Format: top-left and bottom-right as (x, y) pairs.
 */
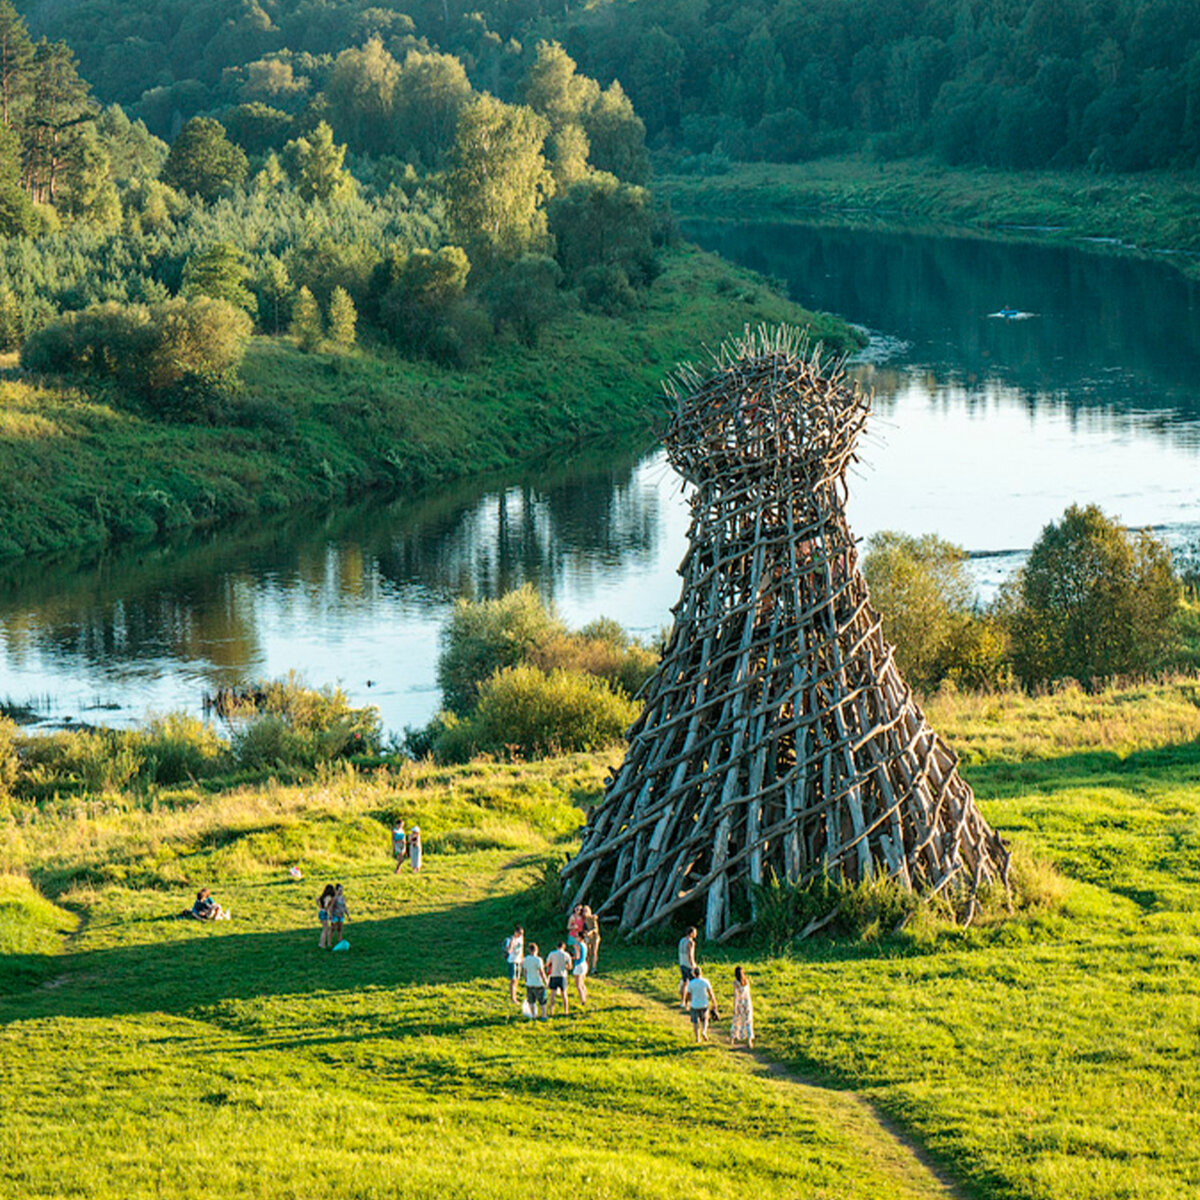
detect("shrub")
(437, 585), (565, 716)
(138, 713), (227, 784)
(20, 297), (252, 415)
(863, 531), (980, 692)
(530, 625), (657, 698)
(434, 665), (638, 762)
(14, 728), (144, 796)
(222, 675), (381, 769)
(1007, 504), (1181, 684)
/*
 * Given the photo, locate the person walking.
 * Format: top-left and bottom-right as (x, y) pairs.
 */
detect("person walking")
(329, 883), (348, 946)
(317, 884), (335, 948)
(504, 925), (525, 1004)
(685, 966), (716, 1044)
(581, 904), (600, 973)
(521, 942), (549, 1020)
(677, 926), (698, 1008)
(571, 936), (589, 1008)
(545, 941), (574, 1017)
(391, 820), (407, 873)
(408, 826), (423, 873)
(730, 966), (754, 1049)
(566, 904), (584, 955)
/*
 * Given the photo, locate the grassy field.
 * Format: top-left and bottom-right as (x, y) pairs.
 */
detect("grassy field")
(0, 246), (860, 562)
(660, 156), (1200, 270)
(3, 676), (1200, 1198)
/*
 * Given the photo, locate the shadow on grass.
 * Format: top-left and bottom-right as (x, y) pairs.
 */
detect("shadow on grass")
(0, 885), (546, 1025)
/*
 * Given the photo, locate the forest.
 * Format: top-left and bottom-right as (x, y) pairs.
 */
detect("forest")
(13, 0), (1200, 174)
(0, 0), (660, 405)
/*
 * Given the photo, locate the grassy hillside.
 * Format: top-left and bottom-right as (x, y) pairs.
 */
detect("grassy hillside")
(661, 157), (1200, 271)
(3, 676), (1200, 1197)
(0, 246), (860, 561)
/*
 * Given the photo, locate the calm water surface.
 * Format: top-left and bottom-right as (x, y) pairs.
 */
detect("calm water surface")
(4, 222), (1200, 732)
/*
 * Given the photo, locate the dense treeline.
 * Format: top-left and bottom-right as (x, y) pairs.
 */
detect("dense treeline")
(0, 0), (662, 410)
(20, 0), (1200, 173)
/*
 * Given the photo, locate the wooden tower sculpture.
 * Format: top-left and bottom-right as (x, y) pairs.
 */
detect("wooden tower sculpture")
(562, 325), (1008, 941)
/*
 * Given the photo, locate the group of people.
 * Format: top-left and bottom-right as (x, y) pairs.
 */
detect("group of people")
(504, 903), (600, 1019)
(187, 887), (230, 921)
(391, 820), (423, 873)
(677, 925), (754, 1046)
(316, 883), (349, 949)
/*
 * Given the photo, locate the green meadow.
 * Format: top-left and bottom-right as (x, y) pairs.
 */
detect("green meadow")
(4, 676), (1200, 1198)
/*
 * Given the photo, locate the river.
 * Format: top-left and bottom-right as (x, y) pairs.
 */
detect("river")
(3, 221), (1200, 734)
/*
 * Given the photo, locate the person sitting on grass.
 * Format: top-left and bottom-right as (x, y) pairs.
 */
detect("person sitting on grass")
(545, 940), (574, 1017)
(686, 966), (716, 1044)
(192, 888), (228, 921)
(522, 942), (549, 1020)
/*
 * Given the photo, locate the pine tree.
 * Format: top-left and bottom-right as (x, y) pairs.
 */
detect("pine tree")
(23, 39), (92, 204)
(289, 285), (323, 352)
(0, 0), (33, 130)
(327, 286), (357, 348)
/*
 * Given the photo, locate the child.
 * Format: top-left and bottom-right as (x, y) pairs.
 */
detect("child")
(571, 936), (589, 1008)
(317, 884), (335, 948)
(329, 883), (348, 946)
(391, 820), (407, 873)
(730, 966), (754, 1049)
(408, 826), (423, 873)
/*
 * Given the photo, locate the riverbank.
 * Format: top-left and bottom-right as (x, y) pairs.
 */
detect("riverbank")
(660, 156), (1200, 270)
(3, 675), (1200, 1198)
(0, 246), (861, 562)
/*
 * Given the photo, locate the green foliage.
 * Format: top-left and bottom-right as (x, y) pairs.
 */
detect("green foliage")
(222, 102), (294, 155)
(437, 584), (566, 716)
(20, 296), (253, 411)
(390, 49), (473, 168)
(372, 244), (481, 363)
(182, 243), (258, 317)
(288, 285), (323, 352)
(162, 117), (248, 201)
(530, 619), (658, 699)
(434, 664), (639, 762)
(549, 173), (657, 303)
(863, 530), (982, 691)
(223, 675), (381, 770)
(326, 286), (357, 348)
(281, 121), (353, 204)
(138, 713), (227, 784)
(482, 253), (565, 346)
(445, 95), (554, 270)
(1007, 504), (1181, 685)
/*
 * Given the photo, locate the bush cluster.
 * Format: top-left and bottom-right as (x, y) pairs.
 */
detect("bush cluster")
(414, 585), (655, 763)
(0, 680), (380, 801)
(20, 296), (252, 419)
(865, 505), (1193, 693)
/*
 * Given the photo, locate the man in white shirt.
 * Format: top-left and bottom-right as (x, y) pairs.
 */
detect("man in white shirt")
(677, 926), (698, 1008)
(685, 966), (716, 1043)
(522, 943), (549, 1019)
(504, 925), (524, 1004)
(545, 940), (574, 1016)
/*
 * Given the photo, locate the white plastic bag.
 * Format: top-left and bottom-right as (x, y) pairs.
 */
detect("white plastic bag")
(521, 999), (535, 1019)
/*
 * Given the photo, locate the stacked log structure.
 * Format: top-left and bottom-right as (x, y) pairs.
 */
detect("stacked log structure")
(562, 325), (1009, 941)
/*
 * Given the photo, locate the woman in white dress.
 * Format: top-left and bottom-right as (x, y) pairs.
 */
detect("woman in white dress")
(730, 965), (754, 1048)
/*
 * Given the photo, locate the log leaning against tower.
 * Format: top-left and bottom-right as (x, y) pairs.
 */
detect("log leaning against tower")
(561, 325), (1009, 942)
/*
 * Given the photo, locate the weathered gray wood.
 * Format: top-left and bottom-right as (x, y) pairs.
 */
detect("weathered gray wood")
(561, 325), (1007, 938)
